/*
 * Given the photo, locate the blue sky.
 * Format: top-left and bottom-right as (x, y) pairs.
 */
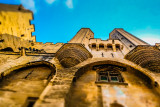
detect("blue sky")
(0, 0), (160, 45)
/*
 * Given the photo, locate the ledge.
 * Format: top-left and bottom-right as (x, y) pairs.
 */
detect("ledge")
(95, 81), (128, 86)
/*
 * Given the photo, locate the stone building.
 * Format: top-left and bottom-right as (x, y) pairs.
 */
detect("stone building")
(0, 3), (160, 107)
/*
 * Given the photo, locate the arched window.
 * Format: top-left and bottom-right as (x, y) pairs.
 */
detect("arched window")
(99, 43), (104, 51)
(107, 44), (112, 50)
(92, 43), (96, 50)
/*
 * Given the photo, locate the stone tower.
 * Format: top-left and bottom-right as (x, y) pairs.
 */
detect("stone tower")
(0, 3), (160, 107)
(0, 3), (35, 42)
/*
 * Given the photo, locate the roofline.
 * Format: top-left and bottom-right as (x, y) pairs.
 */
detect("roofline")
(0, 3), (33, 13)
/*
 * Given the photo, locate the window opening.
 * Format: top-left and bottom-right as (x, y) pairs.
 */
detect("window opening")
(99, 44), (104, 49)
(24, 97), (38, 107)
(107, 45), (112, 50)
(21, 34), (24, 37)
(98, 70), (124, 83)
(0, 39), (4, 42)
(92, 44), (96, 49)
(116, 44), (120, 50)
(129, 45), (133, 48)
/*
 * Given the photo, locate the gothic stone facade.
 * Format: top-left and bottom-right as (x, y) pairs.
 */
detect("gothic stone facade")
(0, 3), (160, 107)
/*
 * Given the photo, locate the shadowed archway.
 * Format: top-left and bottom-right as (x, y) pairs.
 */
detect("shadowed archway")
(0, 61), (56, 107)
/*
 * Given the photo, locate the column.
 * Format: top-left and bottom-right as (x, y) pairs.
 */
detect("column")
(112, 44), (116, 52)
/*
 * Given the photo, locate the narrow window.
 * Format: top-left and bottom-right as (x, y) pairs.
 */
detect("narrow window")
(116, 44), (120, 50)
(0, 39), (4, 42)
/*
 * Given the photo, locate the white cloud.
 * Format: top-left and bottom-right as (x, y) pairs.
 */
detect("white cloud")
(45, 0), (56, 4)
(131, 27), (160, 45)
(139, 34), (160, 45)
(66, 0), (73, 8)
(20, 0), (37, 13)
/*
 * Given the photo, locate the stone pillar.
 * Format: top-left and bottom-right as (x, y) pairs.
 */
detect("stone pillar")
(90, 44), (92, 49)
(21, 47), (26, 56)
(104, 45), (107, 51)
(96, 44), (99, 51)
(112, 44), (116, 52)
(120, 45), (123, 50)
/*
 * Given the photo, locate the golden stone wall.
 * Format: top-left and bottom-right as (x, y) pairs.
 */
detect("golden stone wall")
(0, 4), (35, 42)
(0, 34), (32, 52)
(0, 3), (160, 107)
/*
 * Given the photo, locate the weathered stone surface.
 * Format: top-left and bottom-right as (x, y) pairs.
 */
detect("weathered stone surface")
(0, 4), (35, 42)
(55, 43), (92, 68)
(125, 45), (160, 73)
(0, 3), (160, 107)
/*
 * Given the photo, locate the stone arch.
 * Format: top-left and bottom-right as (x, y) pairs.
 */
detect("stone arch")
(66, 59), (160, 107)
(1, 61), (56, 77)
(73, 60), (155, 86)
(0, 61), (56, 107)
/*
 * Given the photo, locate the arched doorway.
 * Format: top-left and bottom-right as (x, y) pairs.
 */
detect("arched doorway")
(0, 61), (56, 107)
(66, 61), (160, 107)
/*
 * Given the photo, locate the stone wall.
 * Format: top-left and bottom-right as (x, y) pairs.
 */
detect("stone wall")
(109, 28), (148, 46)
(0, 34), (32, 52)
(66, 67), (160, 107)
(0, 55), (160, 107)
(0, 4), (35, 42)
(0, 65), (54, 107)
(69, 28), (94, 46)
(33, 42), (64, 53)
